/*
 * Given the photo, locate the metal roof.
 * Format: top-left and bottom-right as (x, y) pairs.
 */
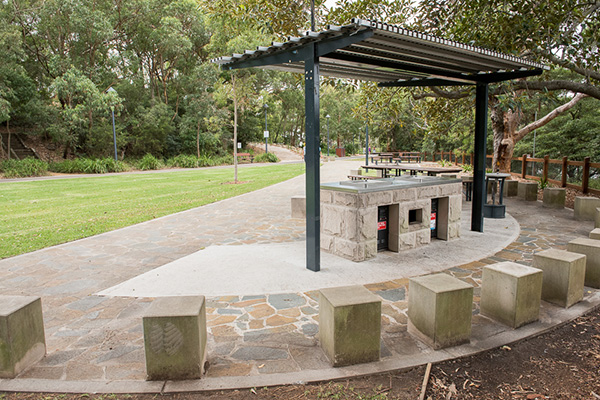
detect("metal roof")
(213, 18), (548, 86)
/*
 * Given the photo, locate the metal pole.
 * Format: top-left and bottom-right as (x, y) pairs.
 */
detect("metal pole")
(365, 101), (369, 166)
(304, 42), (320, 272)
(264, 104), (268, 154)
(472, 83), (488, 233)
(326, 115), (330, 157)
(111, 108), (117, 161)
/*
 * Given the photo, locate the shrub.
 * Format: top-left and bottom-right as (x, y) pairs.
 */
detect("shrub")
(344, 143), (357, 155)
(0, 157), (49, 178)
(168, 155), (199, 168)
(254, 152), (279, 163)
(461, 164), (473, 173)
(136, 154), (164, 170)
(49, 158), (127, 174)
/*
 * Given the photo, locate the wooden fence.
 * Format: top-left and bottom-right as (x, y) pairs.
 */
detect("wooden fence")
(418, 151), (599, 195)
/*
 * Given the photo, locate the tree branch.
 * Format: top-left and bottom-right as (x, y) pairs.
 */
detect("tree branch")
(411, 87), (471, 100)
(511, 80), (600, 100)
(514, 92), (588, 142)
(532, 48), (600, 81)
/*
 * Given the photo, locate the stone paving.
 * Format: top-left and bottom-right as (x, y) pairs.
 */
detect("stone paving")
(0, 160), (597, 388)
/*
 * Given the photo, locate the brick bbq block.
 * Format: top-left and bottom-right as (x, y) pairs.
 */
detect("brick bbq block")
(143, 296), (207, 380)
(480, 262), (543, 328)
(567, 238), (600, 288)
(0, 296), (46, 378)
(533, 249), (586, 308)
(408, 273), (473, 349)
(319, 285), (381, 367)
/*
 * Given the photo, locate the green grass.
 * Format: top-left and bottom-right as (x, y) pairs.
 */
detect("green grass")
(0, 164), (304, 259)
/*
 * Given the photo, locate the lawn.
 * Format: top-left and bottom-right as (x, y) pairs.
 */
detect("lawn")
(0, 164), (304, 259)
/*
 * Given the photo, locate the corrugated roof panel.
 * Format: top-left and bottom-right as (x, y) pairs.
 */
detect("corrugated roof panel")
(212, 18), (548, 82)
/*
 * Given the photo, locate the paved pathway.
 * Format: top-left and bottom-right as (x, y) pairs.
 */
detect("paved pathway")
(0, 160), (598, 393)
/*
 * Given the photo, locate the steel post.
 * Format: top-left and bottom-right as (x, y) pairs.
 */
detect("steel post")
(472, 83), (488, 232)
(304, 43), (320, 272)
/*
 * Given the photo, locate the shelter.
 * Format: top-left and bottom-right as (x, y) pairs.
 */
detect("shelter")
(213, 18), (548, 272)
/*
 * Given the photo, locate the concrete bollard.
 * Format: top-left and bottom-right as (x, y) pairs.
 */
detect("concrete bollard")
(143, 296), (207, 380)
(574, 197), (600, 221)
(533, 249), (586, 308)
(503, 180), (519, 197)
(567, 238), (600, 288)
(291, 195), (306, 218)
(517, 181), (538, 201)
(319, 285), (381, 367)
(0, 296), (46, 378)
(480, 262), (543, 328)
(543, 187), (566, 208)
(408, 273), (473, 349)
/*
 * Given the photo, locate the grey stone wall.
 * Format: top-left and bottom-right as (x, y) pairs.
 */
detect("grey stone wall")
(321, 182), (461, 262)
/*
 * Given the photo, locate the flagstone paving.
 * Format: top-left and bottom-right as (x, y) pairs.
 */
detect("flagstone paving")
(0, 161), (596, 386)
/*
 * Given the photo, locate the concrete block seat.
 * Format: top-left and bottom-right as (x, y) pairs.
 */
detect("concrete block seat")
(595, 207), (600, 229)
(518, 181), (538, 201)
(543, 187), (566, 208)
(503, 179), (518, 197)
(408, 273), (473, 349)
(0, 296), (46, 378)
(291, 195), (306, 219)
(567, 238), (600, 288)
(533, 249), (586, 308)
(590, 228), (600, 240)
(143, 296), (207, 381)
(480, 262), (543, 328)
(319, 285), (381, 367)
(574, 197), (600, 221)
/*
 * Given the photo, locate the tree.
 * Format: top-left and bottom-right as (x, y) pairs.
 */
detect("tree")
(414, 0), (600, 171)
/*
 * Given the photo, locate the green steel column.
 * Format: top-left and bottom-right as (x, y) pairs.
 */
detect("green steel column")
(305, 43), (320, 272)
(472, 83), (488, 232)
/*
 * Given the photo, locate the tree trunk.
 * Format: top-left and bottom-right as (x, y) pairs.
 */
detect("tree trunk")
(492, 93), (588, 173)
(232, 75), (238, 183)
(7, 120), (11, 160)
(196, 118), (201, 158)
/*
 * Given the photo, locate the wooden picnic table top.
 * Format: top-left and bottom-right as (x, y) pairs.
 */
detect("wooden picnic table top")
(362, 164), (462, 175)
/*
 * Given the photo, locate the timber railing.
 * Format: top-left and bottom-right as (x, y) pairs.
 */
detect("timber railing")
(416, 151), (599, 195)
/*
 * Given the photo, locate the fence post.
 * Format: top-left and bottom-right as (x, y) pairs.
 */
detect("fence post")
(462, 151), (465, 165)
(521, 154), (528, 179)
(470, 153), (474, 166)
(561, 156), (568, 187)
(582, 157), (591, 194)
(543, 155), (549, 182)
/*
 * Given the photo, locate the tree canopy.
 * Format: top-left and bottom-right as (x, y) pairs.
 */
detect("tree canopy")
(0, 0), (598, 165)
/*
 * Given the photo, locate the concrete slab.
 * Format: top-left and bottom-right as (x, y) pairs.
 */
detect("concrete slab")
(99, 205), (518, 298)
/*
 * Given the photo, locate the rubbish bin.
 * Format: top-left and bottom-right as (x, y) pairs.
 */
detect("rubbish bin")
(431, 198), (438, 238)
(377, 205), (389, 251)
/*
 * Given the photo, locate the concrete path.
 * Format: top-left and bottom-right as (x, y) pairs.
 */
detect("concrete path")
(1, 159), (599, 394)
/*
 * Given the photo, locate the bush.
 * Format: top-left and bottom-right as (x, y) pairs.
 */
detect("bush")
(344, 143), (357, 155)
(168, 155), (199, 168)
(0, 157), (49, 178)
(136, 154), (164, 170)
(254, 152), (279, 163)
(49, 158), (127, 174)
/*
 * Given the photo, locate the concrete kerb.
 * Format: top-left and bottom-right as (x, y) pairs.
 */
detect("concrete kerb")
(2, 294), (599, 394)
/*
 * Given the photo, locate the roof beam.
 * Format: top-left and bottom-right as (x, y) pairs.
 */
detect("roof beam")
(222, 28), (374, 71)
(378, 68), (545, 87)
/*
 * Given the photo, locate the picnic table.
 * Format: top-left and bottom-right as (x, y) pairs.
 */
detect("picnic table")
(362, 164), (462, 178)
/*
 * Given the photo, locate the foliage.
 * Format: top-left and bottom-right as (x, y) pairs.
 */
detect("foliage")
(461, 164), (473, 173)
(0, 158), (48, 178)
(253, 152), (279, 163)
(167, 154), (200, 168)
(0, 163), (304, 259)
(49, 158), (127, 174)
(344, 143), (357, 155)
(135, 154), (164, 171)
(539, 177), (549, 190)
